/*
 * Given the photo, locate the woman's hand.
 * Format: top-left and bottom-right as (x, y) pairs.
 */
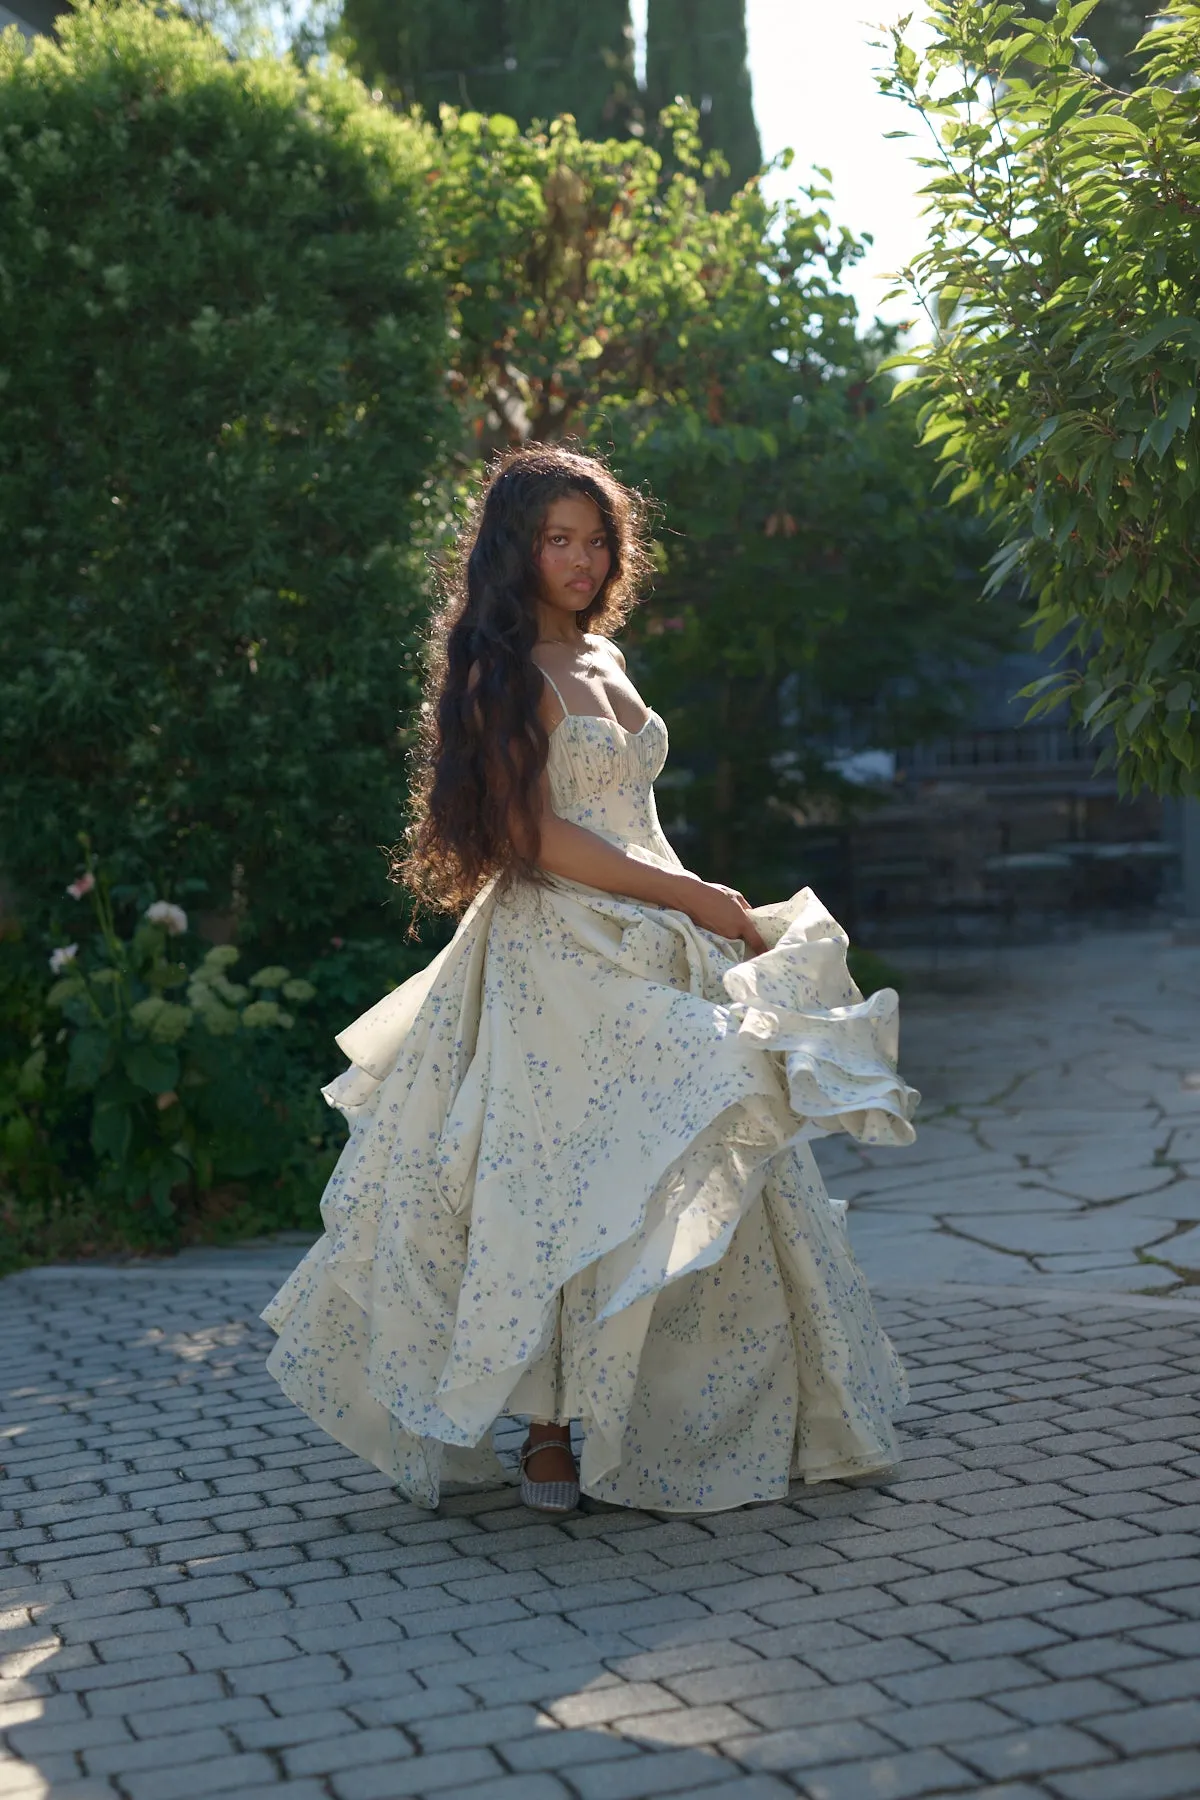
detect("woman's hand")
(674, 877), (768, 958)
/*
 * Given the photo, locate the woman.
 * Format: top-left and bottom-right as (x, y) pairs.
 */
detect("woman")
(263, 444), (918, 1515)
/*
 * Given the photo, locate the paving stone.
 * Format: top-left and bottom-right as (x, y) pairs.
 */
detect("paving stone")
(1037, 1596), (1178, 1637)
(122, 1696), (272, 1740)
(282, 1726), (416, 1777)
(120, 1752), (280, 1800)
(732, 1680), (901, 1732)
(570, 1747), (737, 1798)
(877, 1656), (1043, 1705)
(501, 1730), (639, 1774)
(959, 1722), (1114, 1780)
(878, 1697), (1020, 1746)
(330, 1746), (506, 1797)
(1031, 1637), (1166, 1681)
(721, 1717), (899, 1771)
(616, 1702), (748, 1746)
(683, 1780), (794, 1800)
(664, 1659), (823, 1707)
(1087, 1699), (1200, 1756)
(913, 1617), (1068, 1660)
(993, 1676), (1138, 1726)
(610, 1641), (759, 1685)
(548, 1682), (678, 1728)
(796, 1747), (978, 1800)
(415, 1702), (548, 1753)
(234, 1708), (363, 1751)
(790, 1637), (943, 1683)
(1045, 1750), (1200, 1800)
(1107, 1658), (1200, 1704)
(440, 1777), (572, 1800)
(86, 1670), (228, 1717)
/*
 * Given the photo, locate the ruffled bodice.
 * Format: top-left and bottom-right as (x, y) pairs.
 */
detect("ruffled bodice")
(545, 710), (675, 863)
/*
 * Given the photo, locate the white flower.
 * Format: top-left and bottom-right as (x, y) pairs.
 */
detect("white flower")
(49, 944), (79, 973)
(145, 901), (188, 936)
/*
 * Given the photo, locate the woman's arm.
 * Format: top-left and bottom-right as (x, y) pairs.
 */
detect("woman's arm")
(528, 774), (768, 955)
(469, 657), (766, 953)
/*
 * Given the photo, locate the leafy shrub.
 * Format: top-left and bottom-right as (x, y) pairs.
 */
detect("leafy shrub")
(0, 0), (451, 945)
(884, 0), (1200, 794)
(39, 854), (319, 1215)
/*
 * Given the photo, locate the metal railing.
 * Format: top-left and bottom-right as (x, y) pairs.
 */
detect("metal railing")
(897, 727), (1097, 775)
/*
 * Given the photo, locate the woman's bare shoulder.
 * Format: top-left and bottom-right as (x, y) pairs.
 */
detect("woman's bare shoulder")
(586, 632), (626, 671)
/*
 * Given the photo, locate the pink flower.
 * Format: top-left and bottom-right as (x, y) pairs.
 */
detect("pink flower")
(330, 936), (345, 949)
(66, 872), (96, 900)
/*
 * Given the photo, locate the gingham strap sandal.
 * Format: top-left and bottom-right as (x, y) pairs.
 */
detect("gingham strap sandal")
(519, 1438), (580, 1514)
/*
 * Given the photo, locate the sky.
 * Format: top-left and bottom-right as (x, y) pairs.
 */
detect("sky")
(634, 0), (939, 335)
(748, 1), (937, 331)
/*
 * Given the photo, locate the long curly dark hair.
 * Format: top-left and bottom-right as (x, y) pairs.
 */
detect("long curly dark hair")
(395, 445), (652, 919)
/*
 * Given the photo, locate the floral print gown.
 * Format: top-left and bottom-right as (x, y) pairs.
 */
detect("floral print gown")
(263, 692), (920, 1513)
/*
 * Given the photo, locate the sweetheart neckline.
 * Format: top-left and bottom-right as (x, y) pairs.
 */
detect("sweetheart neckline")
(549, 709), (660, 741)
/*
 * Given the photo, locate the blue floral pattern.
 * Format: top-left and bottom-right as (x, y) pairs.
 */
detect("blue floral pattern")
(263, 709), (920, 1511)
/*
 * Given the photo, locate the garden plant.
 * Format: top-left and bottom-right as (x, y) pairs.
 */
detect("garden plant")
(884, 0), (1200, 794)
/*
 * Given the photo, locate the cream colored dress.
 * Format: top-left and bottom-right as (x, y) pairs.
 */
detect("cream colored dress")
(263, 678), (919, 1512)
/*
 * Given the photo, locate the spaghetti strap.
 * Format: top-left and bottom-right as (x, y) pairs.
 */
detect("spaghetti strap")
(534, 659), (571, 720)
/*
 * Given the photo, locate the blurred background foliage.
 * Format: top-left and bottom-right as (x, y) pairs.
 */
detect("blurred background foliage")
(0, 0), (1015, 1262)
(1029, 0), (1166, 88)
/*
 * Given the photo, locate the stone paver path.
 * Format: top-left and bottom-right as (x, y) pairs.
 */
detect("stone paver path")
(3, 1266), (1200, 1800)
(819, 930), (1200, 1296)
(4, 926), (1200, 1800)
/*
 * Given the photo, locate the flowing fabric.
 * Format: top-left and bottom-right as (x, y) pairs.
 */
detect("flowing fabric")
(263, 703), (919, 1512)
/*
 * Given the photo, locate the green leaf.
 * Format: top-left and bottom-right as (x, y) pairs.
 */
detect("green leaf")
(66, 1029), (112, 1092)
(1006, 417), (1059, 468)
(1124, 318), (1200, 361)
(123, 1042), (180, 1095)
(1082, 685), (1116, 727)
(91, 1096), (133, 1164)
(1050, 88), (1090, 133)
(984, 536), (1031, 597)
(1021, 673), (1071, 699)
(145, 1154), (189, 1218)
(1144, 630), (1183, 675)
(1164, 386), (1196, 436)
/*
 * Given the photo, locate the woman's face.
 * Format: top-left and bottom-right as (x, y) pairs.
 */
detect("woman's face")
(534, 493), (612, 618)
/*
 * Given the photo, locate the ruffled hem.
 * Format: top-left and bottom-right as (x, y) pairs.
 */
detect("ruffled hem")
(263, 881), (915, 1512)
(728, 889), (918, 1148)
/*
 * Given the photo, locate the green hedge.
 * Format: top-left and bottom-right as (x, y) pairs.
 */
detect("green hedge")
(0, 1), (450, 946)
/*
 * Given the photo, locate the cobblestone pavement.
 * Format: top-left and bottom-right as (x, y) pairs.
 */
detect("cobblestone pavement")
(5, 926), (1200, 1799)
(4, 1265), (1200, 1800)
(817, 930), (1200, 1296)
